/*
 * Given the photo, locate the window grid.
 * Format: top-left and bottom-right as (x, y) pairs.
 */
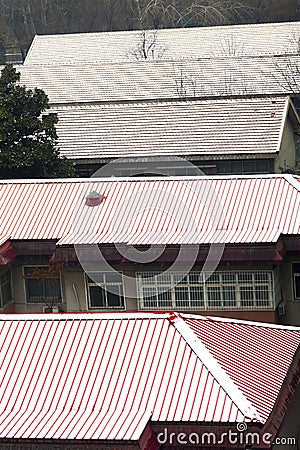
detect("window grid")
(87, 272), (125, 310)
(137, 271), (274, 311)
(24, 266), (62, 304)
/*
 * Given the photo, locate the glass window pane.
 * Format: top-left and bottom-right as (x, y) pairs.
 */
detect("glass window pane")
(26, 279), (44, 303)
(190, 286), (204, 308)
(207, 286), (221, 308)
(223, 286), (236, 306)
(143, 287), (157, 309)
(105, 272), (122, 283)
(206, 273), (220, 284)
(1, 281), (12, 306)
(90, 285), (105, 308)
(238, 273), (252, 283)
(217, 161), (230, 174)
(222, 273), (236, 283)
(87, 273), (104, 284)
(258, 160), (270, 173)
(189, 273), (201, 284)
(255, 285), (270, 307)
(240, 286), (254, 307)
(243, 161), (256, 173)
(158, 274), (172, 285)
(254, 272), (269, 283)
(231, 161), (242, 173)
(175, 286), (189, 308)
(295, 276), (300, 299)
(44, 278), (61, 300)
(293, 264), (300, 274)
(107, 291), (123, 307)
(157, 290), (172, 308)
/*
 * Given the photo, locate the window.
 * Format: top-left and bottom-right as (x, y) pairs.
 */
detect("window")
(217, 159), (272, 175)
(292, 264), (300, 300)
(0, 270), (12, 308)
(24, 266), (62, 304)
(137, 271), (274, 310)
(86, 272), (124, 309)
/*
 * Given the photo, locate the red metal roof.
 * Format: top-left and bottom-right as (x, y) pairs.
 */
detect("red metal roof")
(0, 175), (299, 245)
(183, 315), (300, 422)
(0, 313), (299, 442)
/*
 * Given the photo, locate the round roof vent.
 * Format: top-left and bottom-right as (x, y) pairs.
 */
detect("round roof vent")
(85, 191), (106, 207)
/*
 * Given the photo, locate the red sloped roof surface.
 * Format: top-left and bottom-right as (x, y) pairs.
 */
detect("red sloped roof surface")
(0, 313), (299, 442)
(0, 175), (300, 245)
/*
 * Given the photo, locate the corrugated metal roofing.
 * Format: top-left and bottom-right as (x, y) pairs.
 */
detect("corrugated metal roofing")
(0, 174), (300, 245)
(1, 312), (299, 441)
(50, 97), (289, 160)
(0, 235), (10, 247)
(13, 55), (300, 105)
(24, 22), (300, 66)
(183, 314), (300, 421)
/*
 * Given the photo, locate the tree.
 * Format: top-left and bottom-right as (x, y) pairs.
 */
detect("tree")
(0, 64), (75, 178)
(127, 30), (166, 60)
(130, 0), (264, 29)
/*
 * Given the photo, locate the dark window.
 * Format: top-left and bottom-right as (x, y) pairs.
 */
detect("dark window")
(217, 159), (272, 175)
(24, 266), (61, 304)
(87, 272), (124, 309)
(0, 270), (12, 307)
(292, 264), (300, 300)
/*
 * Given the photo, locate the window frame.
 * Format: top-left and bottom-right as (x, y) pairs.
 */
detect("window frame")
(292, 263), (300, 301)
(86, 272), (125, 310)
(23, 265), (63, 304)
(137, 270), (274, 311)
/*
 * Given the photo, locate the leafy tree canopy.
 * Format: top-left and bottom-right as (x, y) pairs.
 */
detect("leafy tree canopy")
(0, 64), (75, 178)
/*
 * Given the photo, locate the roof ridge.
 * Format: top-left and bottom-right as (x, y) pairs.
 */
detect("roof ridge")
(0, 174), (293, 184)
(182, 313), (300, 331)
(30, 21), (300, 40)
(283, 174), (300, 192)
(168, 312), (263, 423)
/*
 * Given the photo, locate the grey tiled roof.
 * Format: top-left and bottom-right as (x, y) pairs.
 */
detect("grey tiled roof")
(12, 55), (300, 105)
(51, 96), (291, 160)
(24, 22), (300, 66)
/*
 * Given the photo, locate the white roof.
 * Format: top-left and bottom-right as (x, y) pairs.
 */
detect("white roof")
(51, 96), (293, 160)
(0, 174), (299, 245)
(14, 55), (300, 105)
(24, 21), (300, 66)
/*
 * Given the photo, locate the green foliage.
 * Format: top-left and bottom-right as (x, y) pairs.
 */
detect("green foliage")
(0, 64), (75, 178)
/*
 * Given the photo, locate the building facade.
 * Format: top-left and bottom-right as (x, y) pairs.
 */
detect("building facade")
(0, 175), (300, 325)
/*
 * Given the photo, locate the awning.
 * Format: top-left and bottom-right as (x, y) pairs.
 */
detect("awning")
(0, 240), (16, 268)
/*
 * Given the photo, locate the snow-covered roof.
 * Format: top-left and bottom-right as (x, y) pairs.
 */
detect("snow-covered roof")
(13, 55), (300, 105)
(24, 21), (300, 66)
(50, 96), (295, 160)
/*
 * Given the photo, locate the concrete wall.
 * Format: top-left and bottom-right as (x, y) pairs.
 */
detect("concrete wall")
(8, 258), (283, 324)
(275, 117), (296, 172)
(274, 383), (300, 450)
(278, 258), (300, 326)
